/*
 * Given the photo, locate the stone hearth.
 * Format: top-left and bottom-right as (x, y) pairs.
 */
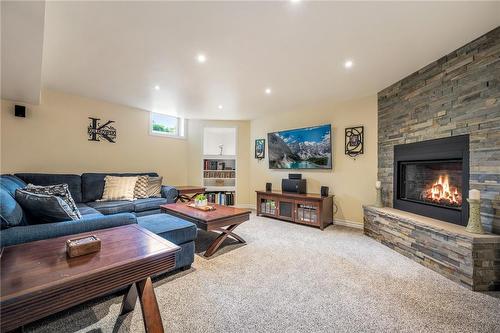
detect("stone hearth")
(363, 205), (500, 291)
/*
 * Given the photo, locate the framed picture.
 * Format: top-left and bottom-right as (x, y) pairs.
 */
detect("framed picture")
(345, 126), (364, 157)
(255, 139), (265, 159)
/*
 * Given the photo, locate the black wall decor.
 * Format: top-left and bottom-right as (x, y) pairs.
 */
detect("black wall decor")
(345, 126), (364, 157)
(255, 139), (265, 159)
(88, 117), (116, 143)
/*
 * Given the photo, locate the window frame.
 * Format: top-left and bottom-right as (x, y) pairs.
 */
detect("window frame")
(149, 112), (186, 139)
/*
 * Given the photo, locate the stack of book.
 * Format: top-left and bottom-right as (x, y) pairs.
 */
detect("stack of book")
(203, 171), (236, 178)
(206, 192), (235, 206)
(204, 160), (231, 170)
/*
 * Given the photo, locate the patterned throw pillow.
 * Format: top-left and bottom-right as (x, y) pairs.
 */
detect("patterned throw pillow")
(15, 189), (80, 223)
(25, 183), (82, 219)
(146, 176), (163, 198)
(134, 175), (149, 199)
(100, 176), (138, 201)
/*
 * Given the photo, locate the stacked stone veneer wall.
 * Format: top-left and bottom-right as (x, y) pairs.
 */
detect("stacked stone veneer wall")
(378, 26), (500, 233)
(364, 206), (500, 291)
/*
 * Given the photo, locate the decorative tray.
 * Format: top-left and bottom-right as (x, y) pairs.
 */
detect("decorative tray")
(187, 203), (216, 211)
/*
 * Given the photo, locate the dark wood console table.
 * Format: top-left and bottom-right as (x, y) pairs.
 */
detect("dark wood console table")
(256, 190), (333, 230)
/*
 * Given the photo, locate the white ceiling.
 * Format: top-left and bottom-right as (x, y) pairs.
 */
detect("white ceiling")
(1, 1), (45, 104)
(6, 2), (500, 119)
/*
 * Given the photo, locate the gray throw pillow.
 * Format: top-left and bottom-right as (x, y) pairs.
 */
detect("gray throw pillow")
(147, 176), (162, 198)
(25, 183), (82, 219)
(15, 189), (80, 224)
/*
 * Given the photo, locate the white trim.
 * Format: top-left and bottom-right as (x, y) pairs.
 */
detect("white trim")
(334, 219), (363, 229)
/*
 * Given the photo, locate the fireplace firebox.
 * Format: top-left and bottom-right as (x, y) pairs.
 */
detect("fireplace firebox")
(393, 135), (469, 226)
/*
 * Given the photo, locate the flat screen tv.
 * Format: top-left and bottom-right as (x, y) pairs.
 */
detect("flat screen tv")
(268, 124), (332, 169)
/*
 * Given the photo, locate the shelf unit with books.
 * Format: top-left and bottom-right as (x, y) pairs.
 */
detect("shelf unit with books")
(202, 155), (236, 206)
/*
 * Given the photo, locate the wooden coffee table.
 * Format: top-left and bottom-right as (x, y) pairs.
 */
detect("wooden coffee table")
(0, 225), (180, 333)
(161, 203), (250, 257)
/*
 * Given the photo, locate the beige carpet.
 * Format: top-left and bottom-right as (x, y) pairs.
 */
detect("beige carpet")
(26, 213), (500, 333)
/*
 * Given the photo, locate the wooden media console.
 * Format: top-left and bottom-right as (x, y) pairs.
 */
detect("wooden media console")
(256, 190), (333, 230)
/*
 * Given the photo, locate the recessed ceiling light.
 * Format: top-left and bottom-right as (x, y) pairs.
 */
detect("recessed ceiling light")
(344, 60), (354, 69)
(218, 105), (223, 110)
(154, 85), (160, 90)
(290, 0), (301, 3)
(197, 53), (207, 63)
(265, 88), (272, 95)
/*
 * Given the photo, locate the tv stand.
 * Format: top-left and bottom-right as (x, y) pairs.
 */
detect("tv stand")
(256, 190), (333, 230)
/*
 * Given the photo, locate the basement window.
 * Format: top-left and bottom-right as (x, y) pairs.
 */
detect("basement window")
(149, 112), (186, 139)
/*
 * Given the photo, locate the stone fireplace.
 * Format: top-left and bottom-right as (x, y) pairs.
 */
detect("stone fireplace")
(377, 26), (499, 234)
(365, 27), (500, 291)
(393, 135), (469, 226)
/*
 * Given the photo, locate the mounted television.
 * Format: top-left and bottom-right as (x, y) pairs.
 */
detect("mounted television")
(268, 124), (332, 169)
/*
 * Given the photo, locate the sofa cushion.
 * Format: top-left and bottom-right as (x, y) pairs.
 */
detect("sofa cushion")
(76, 203), (103, 218)
(0, 188), (25, 229)
(0, 175), (27, 197)
(15, 189), (80, 224)
(15, 173), (83, 203)
(86, 200), (135, 215)
(81, 172), (158, 202)
(134, 197), (168, 212)
(137, 214), (197, 245)
(0, 213), (137, 248)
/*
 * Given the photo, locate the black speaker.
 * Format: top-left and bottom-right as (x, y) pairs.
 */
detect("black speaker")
(288, 173), (302, 180)
(321, 186), (329, 197)
(282, 178), (307, 194)
(266, 182), (272, 192)
(15, 105), (26, 118)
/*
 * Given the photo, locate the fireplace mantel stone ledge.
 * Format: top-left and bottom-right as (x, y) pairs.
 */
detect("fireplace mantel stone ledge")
(363, 206), (500, 243)
(363, 205), (500, 291)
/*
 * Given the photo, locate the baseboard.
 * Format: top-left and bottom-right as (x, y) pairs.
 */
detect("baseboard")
(334, 219), (363, 230)
(235, 203), (257, 210)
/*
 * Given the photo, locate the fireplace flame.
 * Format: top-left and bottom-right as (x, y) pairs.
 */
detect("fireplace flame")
(424, 175), (461, 206)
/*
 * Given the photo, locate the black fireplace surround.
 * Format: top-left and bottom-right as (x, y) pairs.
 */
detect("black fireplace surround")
(393, 135), (469, 226)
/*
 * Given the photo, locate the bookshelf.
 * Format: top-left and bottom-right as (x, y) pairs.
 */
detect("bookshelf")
(202, 155), (236, 206)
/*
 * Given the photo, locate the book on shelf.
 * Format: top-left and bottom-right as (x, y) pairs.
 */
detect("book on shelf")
(206, 191), (235, 206)
(203, 171), (236, 178)
(204, 160), (234, 171)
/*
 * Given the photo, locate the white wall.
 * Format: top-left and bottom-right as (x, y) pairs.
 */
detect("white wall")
(203, 127), (237, 156)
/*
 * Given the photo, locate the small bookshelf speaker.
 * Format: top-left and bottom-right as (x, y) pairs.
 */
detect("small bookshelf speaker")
(321, 186), (329, 197)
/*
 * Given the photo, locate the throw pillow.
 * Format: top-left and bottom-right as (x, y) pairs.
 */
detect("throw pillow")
(15, 189), (80, 224)
(146, 176), (163, 198)
(134, 175), (150, 199)
(25, 183), (82, 219)
(100, 176), (138, 201)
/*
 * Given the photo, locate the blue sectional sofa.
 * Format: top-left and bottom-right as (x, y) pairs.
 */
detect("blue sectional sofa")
(0, 173), (197, 271)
